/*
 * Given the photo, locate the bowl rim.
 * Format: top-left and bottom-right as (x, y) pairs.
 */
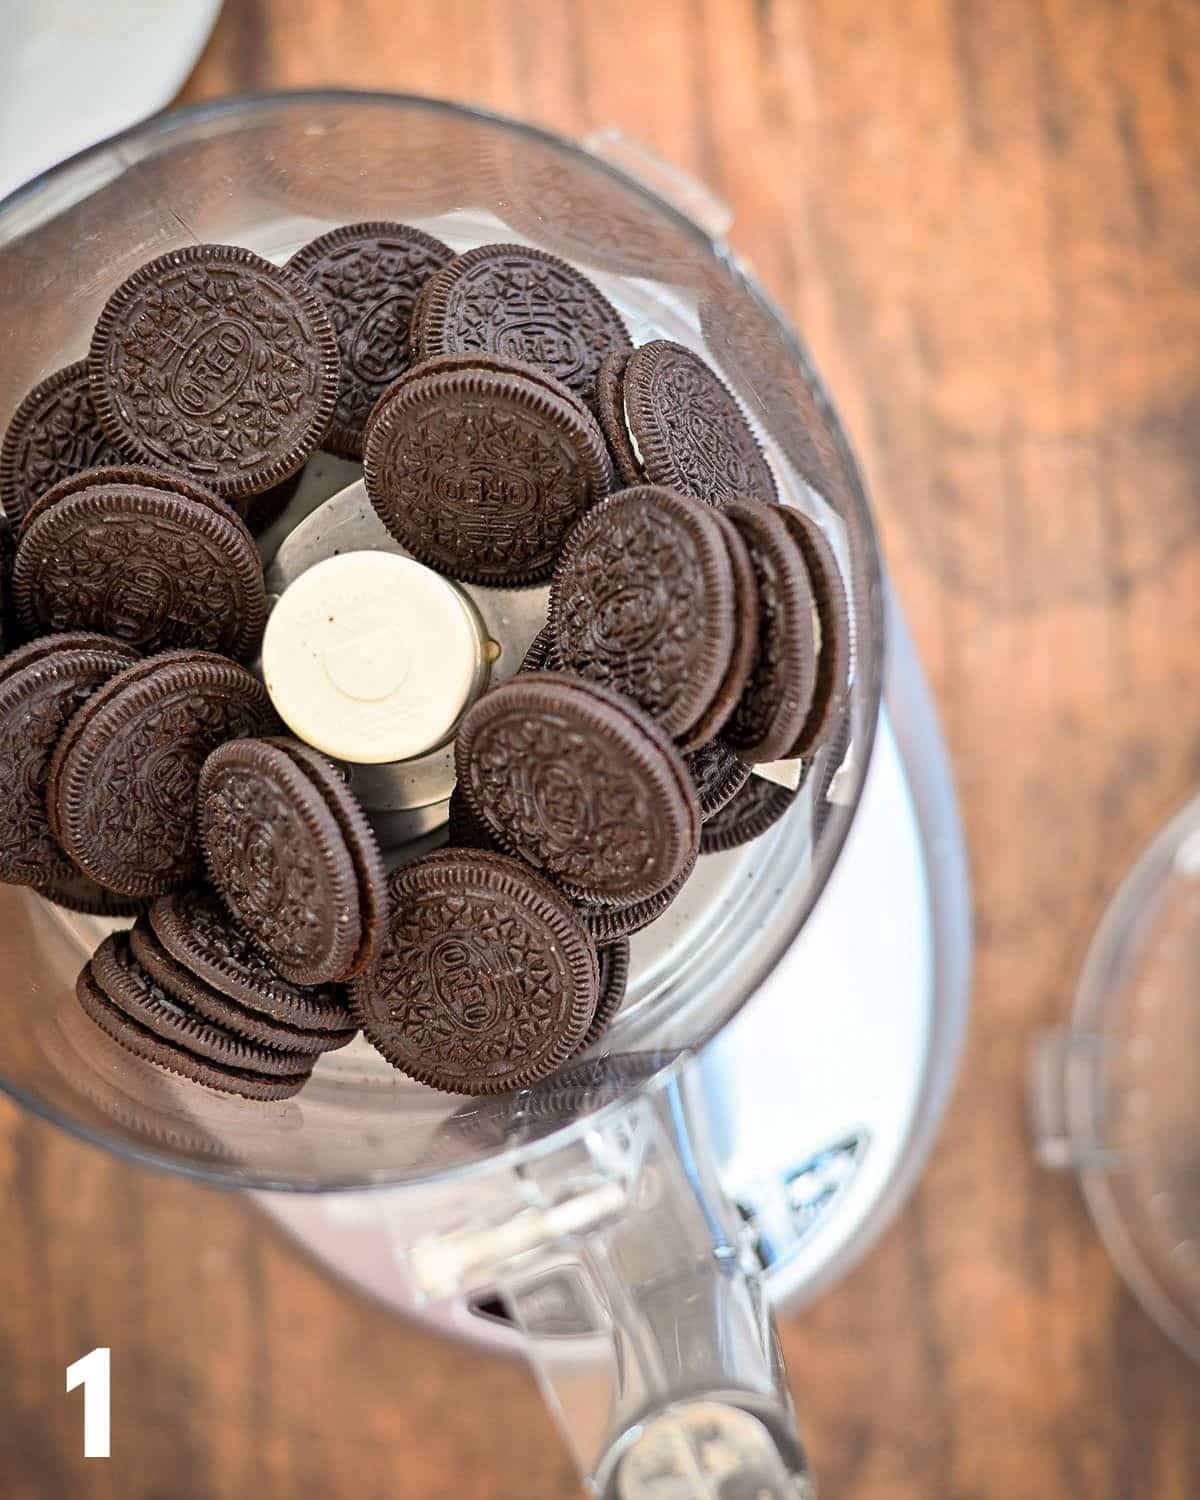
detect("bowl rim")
(0, 88), (886, 1193)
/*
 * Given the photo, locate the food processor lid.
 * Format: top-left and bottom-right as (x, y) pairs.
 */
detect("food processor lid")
(1032, 790), (1200, 1365)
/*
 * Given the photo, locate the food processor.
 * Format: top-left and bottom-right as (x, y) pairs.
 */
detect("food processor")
(0, 93), (971, 1495)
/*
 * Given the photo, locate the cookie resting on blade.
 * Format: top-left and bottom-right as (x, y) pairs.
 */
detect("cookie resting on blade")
(88, 244), (339, 500)
(288, 221), (454, 457)
(351, 849), (599, 1094)
(12, 484), (266, 659)
(550, 485), (736, 739)
(411, 242), (630, 410)
(266, 739), (387, 981)
(622, 340), (778, 507)
(199, 739), (365, 986)
(48, 651), (279, 898)
(363, 363), (612, 586)
(455, 672), (699, 906)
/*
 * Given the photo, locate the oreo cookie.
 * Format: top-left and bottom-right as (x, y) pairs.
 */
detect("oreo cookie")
(720, 497), (818, 763)
(575, 855), (697, 943)
(684, 740), (753, 821)
(17, 462), (236, 540)
(676, 507), (761, 751)
(13, 482), (266, 659)
(48, 651), (280, 897)
(595, 348), (641, 485)
(411, 242), (630, 409)
(550, 485), (737, 739)
(92, 932), (313, 1078)
(0, 637), (139, 887)
(131, 913), (355, 1055)
(775, 506), (852, 756)
(350, 849), (599, 1095)
(75, 962), (310, 1102)
(615, 340), (778, 507)
(88, 244), (340, 500)
(0, 361), (123, 527)
(577, 938), (630, 1053)
(363, 357), (612, 585)
(198, 738), (386, 985)
(288, 221), (454, 458)
(456, 672), (700, 907)
(699, 772), (799, 854)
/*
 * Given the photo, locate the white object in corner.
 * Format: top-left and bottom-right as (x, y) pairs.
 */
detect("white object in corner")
(0, 0), (223, 202)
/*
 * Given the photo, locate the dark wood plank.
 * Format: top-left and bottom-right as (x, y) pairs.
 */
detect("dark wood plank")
(3, 0), (1199, 1495)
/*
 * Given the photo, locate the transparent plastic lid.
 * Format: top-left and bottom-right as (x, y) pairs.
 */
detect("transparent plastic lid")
(1032, 791), (1200, 1364)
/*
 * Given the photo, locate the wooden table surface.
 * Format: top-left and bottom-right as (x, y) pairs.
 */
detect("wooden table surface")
(5, 1), (1200, 1495)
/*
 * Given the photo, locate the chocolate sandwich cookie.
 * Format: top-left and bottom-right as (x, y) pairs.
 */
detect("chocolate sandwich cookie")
(411, 242), (630, 410)
(456, 672), (699, 906)
(17, 462), (237, 540)
(595, 348), (641, 485)
(92, 932), (313, 1078)
(76, 964), (309, 1102)
(88, 244), (339, 500)
(774, 506), (852, 756)
(199, 738), (385, 985)
(350, 848), (599, 1095)
(446, 785), (503, 852)
(812, 709), (853, 844)
(699, 772), (800, 854)
(147, 886), (353, 1033)
(0, 640), (139, 887)
(720, 497), (818, 763)
(36, 868), (149, 918)
(518, 623), (561, 674)
(577, 938), (630, 1053)
(49, 651), (279, 897)
(676, 508), (761, 751)
(575, 855), (697, 943)
(131, 914), (355, 1056)
(13, 483), (266, 658)
(363, 361), (612, 586)
(0, 361), (123, 527)
(684, 739), (753, 821)
(370, 349), (602, 433)
(0, 630), (137, 689)
(289, 221), (454, 458)
(620, 340), (778, 507)
(268, 740), (386, 973)
(550, 485), (736, 739)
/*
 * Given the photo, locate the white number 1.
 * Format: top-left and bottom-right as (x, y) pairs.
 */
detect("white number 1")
(66, 1347), (110, 1458)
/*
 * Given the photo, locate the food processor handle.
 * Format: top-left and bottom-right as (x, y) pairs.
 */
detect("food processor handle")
(506, 1071), (815, 1498)
(405, 1065), (815, 1498)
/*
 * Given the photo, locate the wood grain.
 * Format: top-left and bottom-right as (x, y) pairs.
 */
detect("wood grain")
(4, 0), (1200, 1495)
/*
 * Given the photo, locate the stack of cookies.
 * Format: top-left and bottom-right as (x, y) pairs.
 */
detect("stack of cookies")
(0, 220), (851, 1102)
